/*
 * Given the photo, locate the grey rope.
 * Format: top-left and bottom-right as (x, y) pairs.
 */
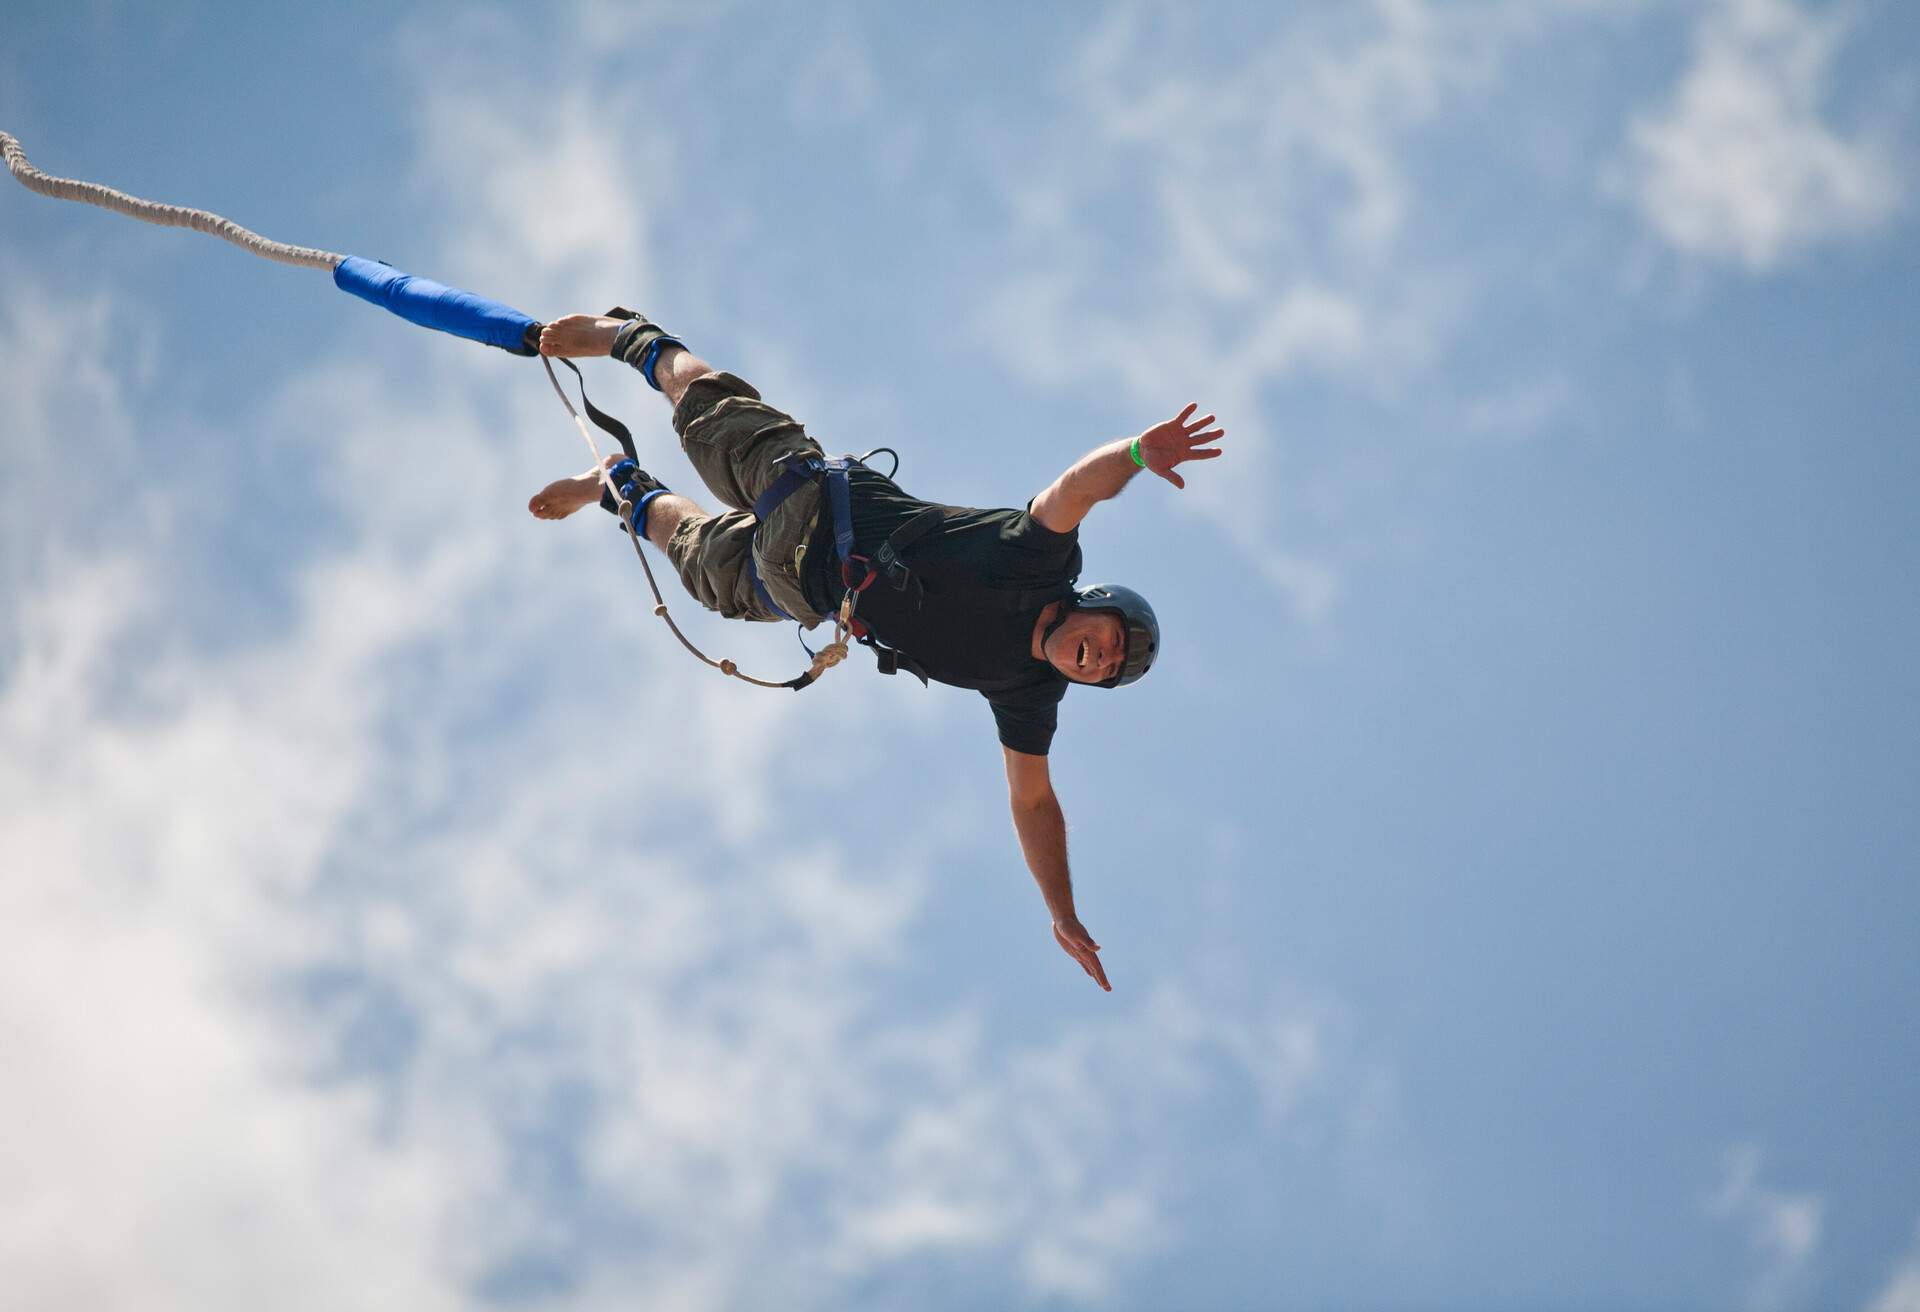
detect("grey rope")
(1, 131), (342, 270)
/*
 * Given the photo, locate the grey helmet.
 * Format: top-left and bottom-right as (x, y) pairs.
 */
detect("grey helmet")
(1073, 583), (1159, 688)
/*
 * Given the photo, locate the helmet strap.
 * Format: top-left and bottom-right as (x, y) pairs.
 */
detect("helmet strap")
(1039, 599), (1074, 660)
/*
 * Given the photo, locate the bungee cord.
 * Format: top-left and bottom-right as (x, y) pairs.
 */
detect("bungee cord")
(1, 131), (342, 269)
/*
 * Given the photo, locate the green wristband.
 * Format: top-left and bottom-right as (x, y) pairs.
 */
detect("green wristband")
(1129, 436), (1146, 468)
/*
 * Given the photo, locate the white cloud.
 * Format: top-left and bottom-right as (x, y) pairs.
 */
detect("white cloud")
(790, 27), (881, 130)
(0, 843), (463, 1312)
(0, 283), (151, 576)
(1460, 375), (1579, 443)
(1617, 0), (1902, 270)
(814, 980), (1360, 1304)
(0, 292), (466, 1312)
(390, 9), (692, 319)
(1006, 1), (1503, 381)
(410, 88), (666, 317)
(1867, 1223), (1920, 1312)
(1710, 1144), (1825, 1312)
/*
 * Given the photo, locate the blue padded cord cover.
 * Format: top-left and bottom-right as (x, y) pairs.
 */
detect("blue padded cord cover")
(333, 255), (538, 355)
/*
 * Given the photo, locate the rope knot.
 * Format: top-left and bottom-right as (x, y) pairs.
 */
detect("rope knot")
(807, 640), (850, 678)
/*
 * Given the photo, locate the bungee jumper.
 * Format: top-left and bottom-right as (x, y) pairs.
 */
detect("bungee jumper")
(2, 132), (1225, 991)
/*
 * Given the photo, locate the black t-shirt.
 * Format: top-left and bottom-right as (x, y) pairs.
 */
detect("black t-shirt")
(801, 468), (1081, 755)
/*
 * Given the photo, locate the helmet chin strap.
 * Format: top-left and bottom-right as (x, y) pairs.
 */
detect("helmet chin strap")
(1039, 599), (1075, 662)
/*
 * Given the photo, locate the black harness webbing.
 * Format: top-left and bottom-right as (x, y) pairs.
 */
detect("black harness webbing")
(749, 457), (949, 681)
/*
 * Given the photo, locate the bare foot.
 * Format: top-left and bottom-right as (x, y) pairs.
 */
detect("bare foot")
(528, 457), (618, 520)
(538, 314), (625, 359)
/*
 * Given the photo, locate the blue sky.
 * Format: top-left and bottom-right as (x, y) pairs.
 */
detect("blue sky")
(3, 2), (1918, 1309)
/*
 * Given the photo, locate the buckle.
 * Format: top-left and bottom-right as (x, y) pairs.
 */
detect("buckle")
(771, 450), (823, 474)
(873, 543), (911, 589)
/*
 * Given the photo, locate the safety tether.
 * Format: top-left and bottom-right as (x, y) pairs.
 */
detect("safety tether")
(2, 130), (843, 691)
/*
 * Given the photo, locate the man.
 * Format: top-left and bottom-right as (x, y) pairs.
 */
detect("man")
(531, 312), (1224, 991)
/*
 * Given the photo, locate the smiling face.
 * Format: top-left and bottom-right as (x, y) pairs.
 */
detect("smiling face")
(1040, 607), (1129, 685)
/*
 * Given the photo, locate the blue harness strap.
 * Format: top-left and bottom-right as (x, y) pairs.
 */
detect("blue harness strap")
(751, 458), (825, 522)
(748, 455), (875, 622)
(749, 561), (796, 622)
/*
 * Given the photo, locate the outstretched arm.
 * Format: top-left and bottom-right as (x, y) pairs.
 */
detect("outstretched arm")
(1028, 403), (1226, 534)
(1004, 746), (1111, 991)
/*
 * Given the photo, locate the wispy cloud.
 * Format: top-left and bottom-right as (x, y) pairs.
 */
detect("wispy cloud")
(789, 25), (881, 131)
(1710, 1144), (1824, 1312)
(988, 1), (1511, 386)
(1460, 374), (1579, 444)
(1614, 0), (1903, 271)
(1866, 1222), (1920, 1312)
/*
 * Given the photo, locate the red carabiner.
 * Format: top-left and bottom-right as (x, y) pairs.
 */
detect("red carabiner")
(841, 554), (878, 595)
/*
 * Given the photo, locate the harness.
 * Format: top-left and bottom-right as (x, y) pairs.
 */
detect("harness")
(545, 357), (947, 690)
(749, 453), (946, 684)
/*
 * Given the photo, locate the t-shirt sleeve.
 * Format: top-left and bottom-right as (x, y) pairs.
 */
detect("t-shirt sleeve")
(986, 679), (1068, 756)
(1011, 504), (1084, 589)
(1021, 500), (1082, 546)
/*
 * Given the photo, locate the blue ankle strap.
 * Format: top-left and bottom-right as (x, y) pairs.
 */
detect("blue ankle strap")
(628, 487), (669, 537)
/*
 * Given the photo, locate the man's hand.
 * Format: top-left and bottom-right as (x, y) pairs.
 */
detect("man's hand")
(1137, 403), (1226, 490)
(1054, 917), (1112, 992)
